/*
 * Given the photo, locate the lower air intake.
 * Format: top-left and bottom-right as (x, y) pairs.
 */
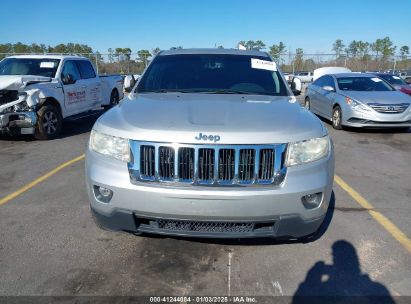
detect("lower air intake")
(157, 219), (255, 233)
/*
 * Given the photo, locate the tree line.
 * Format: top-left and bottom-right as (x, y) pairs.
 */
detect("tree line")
(1, 38), (410, 74)
(0, 42), (93, 57)
(0, 43), (162, 74)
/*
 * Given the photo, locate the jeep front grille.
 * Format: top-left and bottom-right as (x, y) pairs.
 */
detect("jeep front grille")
(129, 141), (287, 186)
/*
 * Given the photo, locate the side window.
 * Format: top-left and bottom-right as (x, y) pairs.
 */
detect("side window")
(324, 76), (336, 89)
(61, 60), (81, 83)
(76, 60), (96, 79)
(313, 76), (326, 87)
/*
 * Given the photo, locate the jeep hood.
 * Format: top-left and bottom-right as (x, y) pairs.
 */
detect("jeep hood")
(94, 93), (327, 144)
(0, 75), (51, 91)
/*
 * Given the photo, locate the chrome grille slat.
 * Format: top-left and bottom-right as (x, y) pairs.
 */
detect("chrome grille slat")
(238, 149), (255, 182)
(218, 149), (235, 181)
(198, 148), (215, 182)
(140, 145), (155, 179)
(179, 147), (195, 181)
(128, 141), (287, 186)
(159, 146), (175, 180)
(258, 149), (275, 181)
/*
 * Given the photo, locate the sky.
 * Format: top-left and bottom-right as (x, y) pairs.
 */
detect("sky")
(1, 0), (410, 54)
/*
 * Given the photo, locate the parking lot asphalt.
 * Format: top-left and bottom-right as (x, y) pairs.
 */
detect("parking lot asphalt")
(0, 103), (410, 298)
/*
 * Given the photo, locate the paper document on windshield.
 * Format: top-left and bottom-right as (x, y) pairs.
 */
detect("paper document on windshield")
(40, 62), (56, 68)
(251, 58), (277, 71)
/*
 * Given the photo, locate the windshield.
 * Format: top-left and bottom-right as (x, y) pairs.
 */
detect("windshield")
(0, 58), (60, 77)
(137, 54), (288, 96)
(377, 74), (406, 86)
(337, 76), (395, 91)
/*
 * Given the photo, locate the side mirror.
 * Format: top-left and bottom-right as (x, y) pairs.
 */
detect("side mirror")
(62, 73), (75, 85)
(290, 77), (302, 96)
(123, 75), (136, 93)
(322, 85), (335, 92)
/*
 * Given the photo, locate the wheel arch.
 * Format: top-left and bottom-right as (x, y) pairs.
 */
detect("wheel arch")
(34, 98), (63, 140)
(40, 97), (62, 117)
(103, 88), (120, 109)
(111, 88), (119, 98)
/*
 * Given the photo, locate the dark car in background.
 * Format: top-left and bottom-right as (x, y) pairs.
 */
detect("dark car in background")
(372, 73), (411, 96)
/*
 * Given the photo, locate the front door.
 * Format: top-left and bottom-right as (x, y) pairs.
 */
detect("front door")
(61, 60), (86, 115)
(75, 60), (102, 109)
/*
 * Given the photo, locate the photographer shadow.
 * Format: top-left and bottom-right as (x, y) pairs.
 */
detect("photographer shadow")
(292, 240), (395, 303)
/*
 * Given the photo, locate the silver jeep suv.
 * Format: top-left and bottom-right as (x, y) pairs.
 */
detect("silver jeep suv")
(85, 49), (334, 239)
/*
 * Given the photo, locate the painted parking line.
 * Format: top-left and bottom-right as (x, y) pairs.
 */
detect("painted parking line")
(334, 174), (411, 253)
(0, 154), (85, 206)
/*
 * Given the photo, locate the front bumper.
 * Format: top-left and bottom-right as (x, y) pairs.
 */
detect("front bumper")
(85, 147), (334, 239)
(0, 111), (37, 135)
(342, 106), (411, 128)
(345, 119), (411, 128)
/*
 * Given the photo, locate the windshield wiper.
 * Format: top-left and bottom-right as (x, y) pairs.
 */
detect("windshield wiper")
(205, 89), (252, 94)
(139, 89), (276, 95)
(205, 89), (275, 96)
(139, 89), (205, 93)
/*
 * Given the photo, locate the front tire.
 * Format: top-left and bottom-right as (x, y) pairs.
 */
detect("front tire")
(34, 104), (62, 140)
(332, 105), (343, 130)
(304, 97), (311, 110)
(103, 89), (120, 110)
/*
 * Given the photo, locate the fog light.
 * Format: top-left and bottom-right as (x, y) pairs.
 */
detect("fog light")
(93, 185), (113, 203)
(302, 192), (323, 209)
(99, 187), (112, 197)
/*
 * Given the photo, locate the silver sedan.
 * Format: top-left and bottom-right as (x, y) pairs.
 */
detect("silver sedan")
(305, 73), (411, 129)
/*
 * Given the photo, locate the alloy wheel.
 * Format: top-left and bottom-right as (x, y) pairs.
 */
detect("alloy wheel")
(333, 109), (341, 127)
(304, 99), (310, 109)
(43, 111), (58, 135)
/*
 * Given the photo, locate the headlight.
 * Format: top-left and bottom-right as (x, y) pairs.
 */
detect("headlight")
(285, 135), (330, 167)
(90, 130), (130, 162)
(345, 97), (371, 111)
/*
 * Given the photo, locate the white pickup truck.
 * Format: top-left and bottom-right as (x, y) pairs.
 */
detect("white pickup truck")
(0, 55), (124, 139)
(295, 71), (314, 83)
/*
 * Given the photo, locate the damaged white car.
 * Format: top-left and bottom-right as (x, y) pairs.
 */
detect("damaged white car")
(0, 55), (124, 139)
